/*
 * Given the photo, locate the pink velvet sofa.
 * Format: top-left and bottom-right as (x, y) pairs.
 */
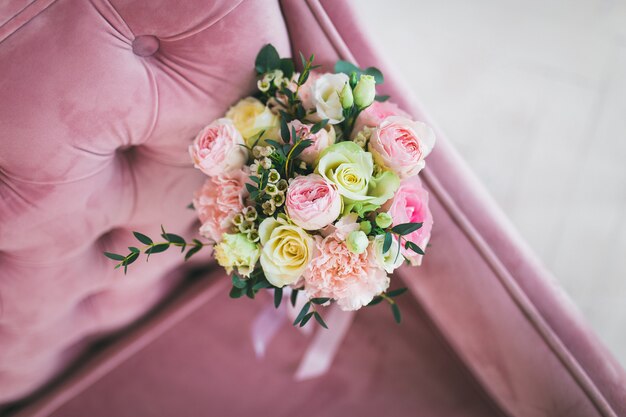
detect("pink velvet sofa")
(1, 1), (625, 416)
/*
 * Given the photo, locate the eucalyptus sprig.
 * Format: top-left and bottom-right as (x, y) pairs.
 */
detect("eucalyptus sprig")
(104, 226), (210, 274)
(367, 287), (407, 324)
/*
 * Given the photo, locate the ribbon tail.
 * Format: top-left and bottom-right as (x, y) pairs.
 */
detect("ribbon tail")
(294, 306), (355, 381)
(250, 302), (286, 358)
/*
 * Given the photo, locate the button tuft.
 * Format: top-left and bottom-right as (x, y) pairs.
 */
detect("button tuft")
(132, 35), (160, 57)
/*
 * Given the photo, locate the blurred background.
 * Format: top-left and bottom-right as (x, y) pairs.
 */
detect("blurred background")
(356, 1), (626, 365)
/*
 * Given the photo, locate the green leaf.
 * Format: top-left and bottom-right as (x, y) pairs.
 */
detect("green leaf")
(387, 287), (407, 298)
(145, 243), (169, 254)
(367, 296), (383, 306)
(279, 57), (295, 78)
(274, 287), (283, 308)
(293, 302), (311, 326)
(252, 280), (272, 291)
(255, 44), (280, 74)
(290, 289), (299, 307)
(186, 202), (194, 210)
(289, 140), (313, 159)
(280, 117), (290, 143)
(162, 232), (185, 245)
(310, 119), (329, 134)
(383, 232), (393, 253)
(299, 51), (307, 69)
(300, 312), (314, 327)
(128, 247), (140, 253)
(391, 222), (423, 236)
(290, 125), (298, 143)
(104, 252), (125, 261)
(133, 231), (153, 245)
(391, 303), (401, 324)
(184, 240), (203, 261)
(335, 60), (361, 76)
(250, 175), (260, 184)
(232, 274), (247, 289)
(123, 251), (139, 266)
(405, 240), (425, 255)
(245, 183), (258, 194)
(374, 95), (390, 102)
(310, 297), (330, 305)
(229, 286), (245, 299)
(364, 66), (384, 84)
(314, 312), (328, 329)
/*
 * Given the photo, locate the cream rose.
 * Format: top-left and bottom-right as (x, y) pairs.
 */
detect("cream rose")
(311, 73), (350, 124)
(259, 216), (315, 287)
(189, 118), (248, 177)
(226, 97), (279, 146)
(316, 141), (399, 215)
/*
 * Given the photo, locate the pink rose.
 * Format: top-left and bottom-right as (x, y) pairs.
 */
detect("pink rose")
(189, 118), (248, 177)
(304, 233), (389, 311)
(384, 176), (433, 265)
(193, 169), (248, 242)
(296, 71), (320, 111)
(351, 100), (411, 139)
(288, 120), (335, 164)
(369, 116), (435, 179)
(285, 174), (341, 230)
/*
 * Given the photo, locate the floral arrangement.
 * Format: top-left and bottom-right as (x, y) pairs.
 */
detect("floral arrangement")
(104, 44), (435, 328)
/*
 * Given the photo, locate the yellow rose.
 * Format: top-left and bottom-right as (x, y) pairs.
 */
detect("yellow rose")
(258, 216), (315, 287)
(226, 97), (279, 146)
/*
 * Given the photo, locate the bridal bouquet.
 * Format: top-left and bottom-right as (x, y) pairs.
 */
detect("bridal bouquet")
(105, 44), (435, 328)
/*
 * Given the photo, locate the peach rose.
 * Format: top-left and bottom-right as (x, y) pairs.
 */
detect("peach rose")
(304, 233), (389, 311)
(285, 174), (341, 230)
(288, 120), (336, 164)
(189, 118), (248, 177)
(351, 100), (411, 139)
(384, 176), (433, 265)
(368, 116), (435, 179)
(193, 169), (248, 242)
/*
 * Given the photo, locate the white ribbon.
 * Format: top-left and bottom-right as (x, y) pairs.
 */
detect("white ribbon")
(250, 289), (355, 380)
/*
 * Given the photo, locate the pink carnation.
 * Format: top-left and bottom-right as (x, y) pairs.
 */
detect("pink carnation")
(369, 116), (435, 179)
(288, 120), (335, 164)
(193, 169), (248, 242)
(189, 118), (248, 177)
(304, 234), (389, 311)
(351, 100), (411, 139)
(384, 176), (433, 265)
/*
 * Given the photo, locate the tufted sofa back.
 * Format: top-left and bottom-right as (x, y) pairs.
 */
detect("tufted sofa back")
(0, 0), (292, 404)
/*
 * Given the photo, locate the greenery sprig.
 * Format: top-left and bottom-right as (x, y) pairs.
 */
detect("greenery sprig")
(103, 226), (210, 274)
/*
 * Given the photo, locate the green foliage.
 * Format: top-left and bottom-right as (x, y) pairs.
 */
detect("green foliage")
(255, 44), (281, 74)
(391, 222), (423, 236)
(334, 60), (384, 84)
(405, 240), (425, 255)
(383, 232), (393, 253)
(104, 230), (209, 274)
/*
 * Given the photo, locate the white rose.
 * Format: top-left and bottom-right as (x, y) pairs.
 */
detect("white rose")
(368, 234), (404, 274)
(311, 73), (350, 124)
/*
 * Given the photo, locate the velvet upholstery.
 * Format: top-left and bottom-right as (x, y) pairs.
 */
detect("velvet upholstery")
(0, 0), (624, 416)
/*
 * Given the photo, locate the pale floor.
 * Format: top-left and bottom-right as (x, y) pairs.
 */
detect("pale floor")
(356, 0), (626, 365)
